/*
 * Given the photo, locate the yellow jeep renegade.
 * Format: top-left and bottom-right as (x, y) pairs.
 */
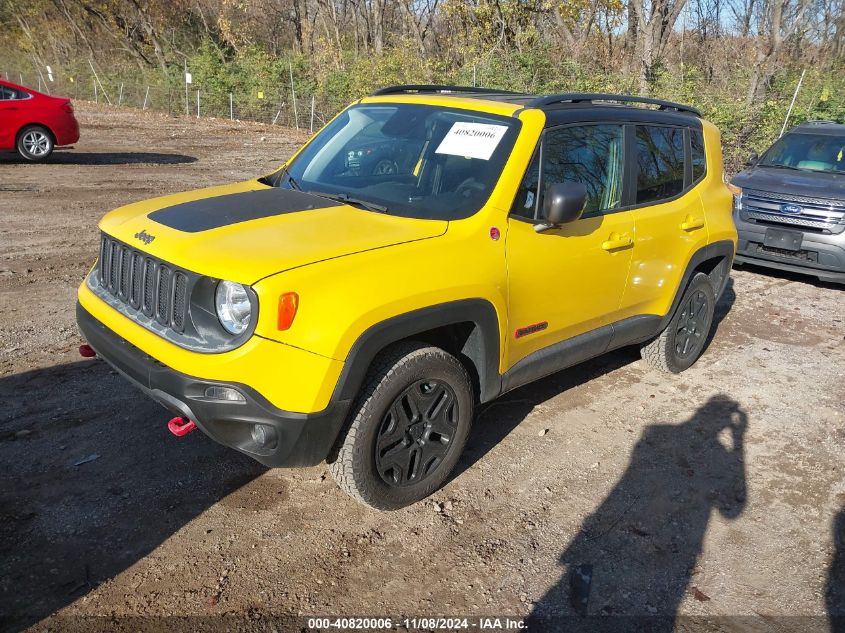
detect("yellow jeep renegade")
(77, 86), (736, 509)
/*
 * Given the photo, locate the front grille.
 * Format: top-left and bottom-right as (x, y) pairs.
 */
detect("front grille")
(744, 188), (845, 210)
(754, 242), (819, 262)
(744, 211), (837, 231)
(97, 234), (189, 333)
(742, 189), (845, 233)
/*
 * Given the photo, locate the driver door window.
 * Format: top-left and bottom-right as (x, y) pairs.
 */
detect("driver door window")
(513, 124), (624, 219)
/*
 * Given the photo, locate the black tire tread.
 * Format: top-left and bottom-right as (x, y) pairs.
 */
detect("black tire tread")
(640, 272), (715, 374)
(16, 124), (54, 162)
(329, 341), (472, 510)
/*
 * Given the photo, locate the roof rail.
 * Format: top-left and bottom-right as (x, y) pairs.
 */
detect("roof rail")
(803, 119), (840, 125)
(527, 93), (701, 117)
(371, 84), (525, 97)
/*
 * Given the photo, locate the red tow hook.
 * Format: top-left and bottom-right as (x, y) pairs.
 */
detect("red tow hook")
(167, 416), (197, 437)
(79, 344), (96, 358)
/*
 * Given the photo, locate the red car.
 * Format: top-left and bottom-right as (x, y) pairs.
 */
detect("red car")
(0, 79), (80, 161)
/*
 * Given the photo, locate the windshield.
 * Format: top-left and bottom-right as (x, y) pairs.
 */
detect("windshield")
(268, 103), (521, 220)
(759, 131), (845, 174)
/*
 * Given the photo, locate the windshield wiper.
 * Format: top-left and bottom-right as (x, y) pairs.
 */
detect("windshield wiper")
(312, 192), (389, 214)
(762, 164), (809, 171)
(262, 164), (301, 190)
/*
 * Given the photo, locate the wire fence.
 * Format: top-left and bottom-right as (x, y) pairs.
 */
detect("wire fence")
(1, 67), (335, 133)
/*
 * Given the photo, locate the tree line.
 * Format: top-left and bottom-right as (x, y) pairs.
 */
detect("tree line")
(1, 0), (843, 169)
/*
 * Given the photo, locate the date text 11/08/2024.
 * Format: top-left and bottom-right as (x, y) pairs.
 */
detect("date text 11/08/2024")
(305, 617), (528, 630)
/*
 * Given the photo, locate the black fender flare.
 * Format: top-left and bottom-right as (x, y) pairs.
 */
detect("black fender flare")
(331, 299), (502, 405)
(660, 239), (735, 330)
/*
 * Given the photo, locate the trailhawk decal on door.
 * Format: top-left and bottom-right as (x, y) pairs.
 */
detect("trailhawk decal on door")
(515, 321), (549, 339)
(148, 188), (343, 232)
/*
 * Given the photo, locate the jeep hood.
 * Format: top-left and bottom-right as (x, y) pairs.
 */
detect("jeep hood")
(732, 165), (845, 199)
(98, 181), (447, 283)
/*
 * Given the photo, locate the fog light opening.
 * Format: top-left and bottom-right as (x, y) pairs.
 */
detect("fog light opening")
(204, 386), (246, 403)
(251, 424), (277, 449)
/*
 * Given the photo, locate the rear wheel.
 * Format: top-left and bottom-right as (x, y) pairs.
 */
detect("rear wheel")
(330, 342), (473, 510)
(17, 125), (54, 161)
(641, 272), (716, 373)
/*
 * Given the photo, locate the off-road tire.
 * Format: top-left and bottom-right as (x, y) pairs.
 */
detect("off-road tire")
(641, 272), (716, 374)
(330, 342), (474, 510)
(16, 125), (54, 161)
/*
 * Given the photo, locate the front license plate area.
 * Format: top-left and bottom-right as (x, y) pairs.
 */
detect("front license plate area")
(764, 228), (803, 251)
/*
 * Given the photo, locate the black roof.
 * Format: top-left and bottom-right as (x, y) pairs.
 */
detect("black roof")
(371, 85), (701, 118)
(791, 120), (845, 136)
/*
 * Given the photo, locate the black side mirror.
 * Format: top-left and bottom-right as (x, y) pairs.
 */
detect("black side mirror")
(535, 181), (587, 232)
(747, 152), (758, 166)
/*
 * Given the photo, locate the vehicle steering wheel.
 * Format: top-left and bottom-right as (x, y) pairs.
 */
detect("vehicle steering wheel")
(455, 177), (487, 198)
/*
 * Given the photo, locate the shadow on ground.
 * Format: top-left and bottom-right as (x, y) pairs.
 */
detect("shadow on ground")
(0, 276), (738, 631)
(0, 359), (265, 632)
(0, 151), (196, 165)
(734, 261), (843, 291)
(455, 277), (736, 482)
(527, 395), (748, 632)
(828, 509), (845, 633)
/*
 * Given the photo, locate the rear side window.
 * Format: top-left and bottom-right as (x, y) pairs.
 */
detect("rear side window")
(691, 129), (706, 181)
(635, 126), (685, 204)
(0, 86), (29, 100)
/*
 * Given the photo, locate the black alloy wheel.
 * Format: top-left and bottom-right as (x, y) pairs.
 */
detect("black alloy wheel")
(674, 288), (710, 359)
(330, 342), (474, 510)
(375, 379), (459, 486)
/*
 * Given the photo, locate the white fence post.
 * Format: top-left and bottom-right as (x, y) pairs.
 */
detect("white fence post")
(184, 62), (189, 117)
(118, 82), (124, 106)
(142, 86), (149, 110)
(289, 61), (299, 129)
(229, 93), (233, 120)
(196, 90), (200, 118)
(780, 69), (806, 137)
(310, 96), (315, 134)
(94, 80), (98, 103)
(88, 59), (111, 104)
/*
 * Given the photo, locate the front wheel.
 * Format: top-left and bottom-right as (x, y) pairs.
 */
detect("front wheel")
(330, 342), (474, 510)
(17, 125), (54, 161)
(641, 272), (716, 373)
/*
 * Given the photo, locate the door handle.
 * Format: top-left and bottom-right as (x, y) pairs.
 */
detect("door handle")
(601, 233), (634, 251)
(680, 216), (705, 231)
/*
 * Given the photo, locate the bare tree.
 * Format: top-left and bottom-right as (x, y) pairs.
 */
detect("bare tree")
(745, 0), (811, 105)
(628, 0), (690, 91)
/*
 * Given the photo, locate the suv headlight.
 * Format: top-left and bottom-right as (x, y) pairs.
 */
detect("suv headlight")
(727, 184), (742, 212)
(215, 280), (252, 335)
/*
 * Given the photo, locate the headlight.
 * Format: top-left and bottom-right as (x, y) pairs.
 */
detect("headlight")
(727, 184), (742, 212)
(215, 280), (252, 335)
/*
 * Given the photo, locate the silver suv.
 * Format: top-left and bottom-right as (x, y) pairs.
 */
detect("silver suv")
(731, 121), (845, 284)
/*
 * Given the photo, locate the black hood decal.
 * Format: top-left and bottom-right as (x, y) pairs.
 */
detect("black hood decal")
(148, 188), (342, 233)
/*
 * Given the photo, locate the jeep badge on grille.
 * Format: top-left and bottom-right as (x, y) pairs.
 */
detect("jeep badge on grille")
(134, 229), (156, 244)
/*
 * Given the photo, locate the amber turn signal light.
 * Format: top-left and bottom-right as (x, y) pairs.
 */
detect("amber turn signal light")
(277, 292), (299, 330)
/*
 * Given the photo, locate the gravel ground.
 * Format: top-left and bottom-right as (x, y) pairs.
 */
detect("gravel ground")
(1, 103), (844, 633)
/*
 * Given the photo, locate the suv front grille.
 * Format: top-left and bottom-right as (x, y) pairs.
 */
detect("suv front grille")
(97, 234), (189, 332)
(742, 189), (845, 233)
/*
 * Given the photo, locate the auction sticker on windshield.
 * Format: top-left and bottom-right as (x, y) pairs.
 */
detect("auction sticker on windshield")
(435, 122), (509, 160)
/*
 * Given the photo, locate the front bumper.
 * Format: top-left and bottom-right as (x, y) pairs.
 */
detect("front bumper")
(734, 215), (845, 284)
(77, 302), (351, 467)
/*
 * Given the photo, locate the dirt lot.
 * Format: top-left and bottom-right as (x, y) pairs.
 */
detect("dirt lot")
(1, 103), (844, 633)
